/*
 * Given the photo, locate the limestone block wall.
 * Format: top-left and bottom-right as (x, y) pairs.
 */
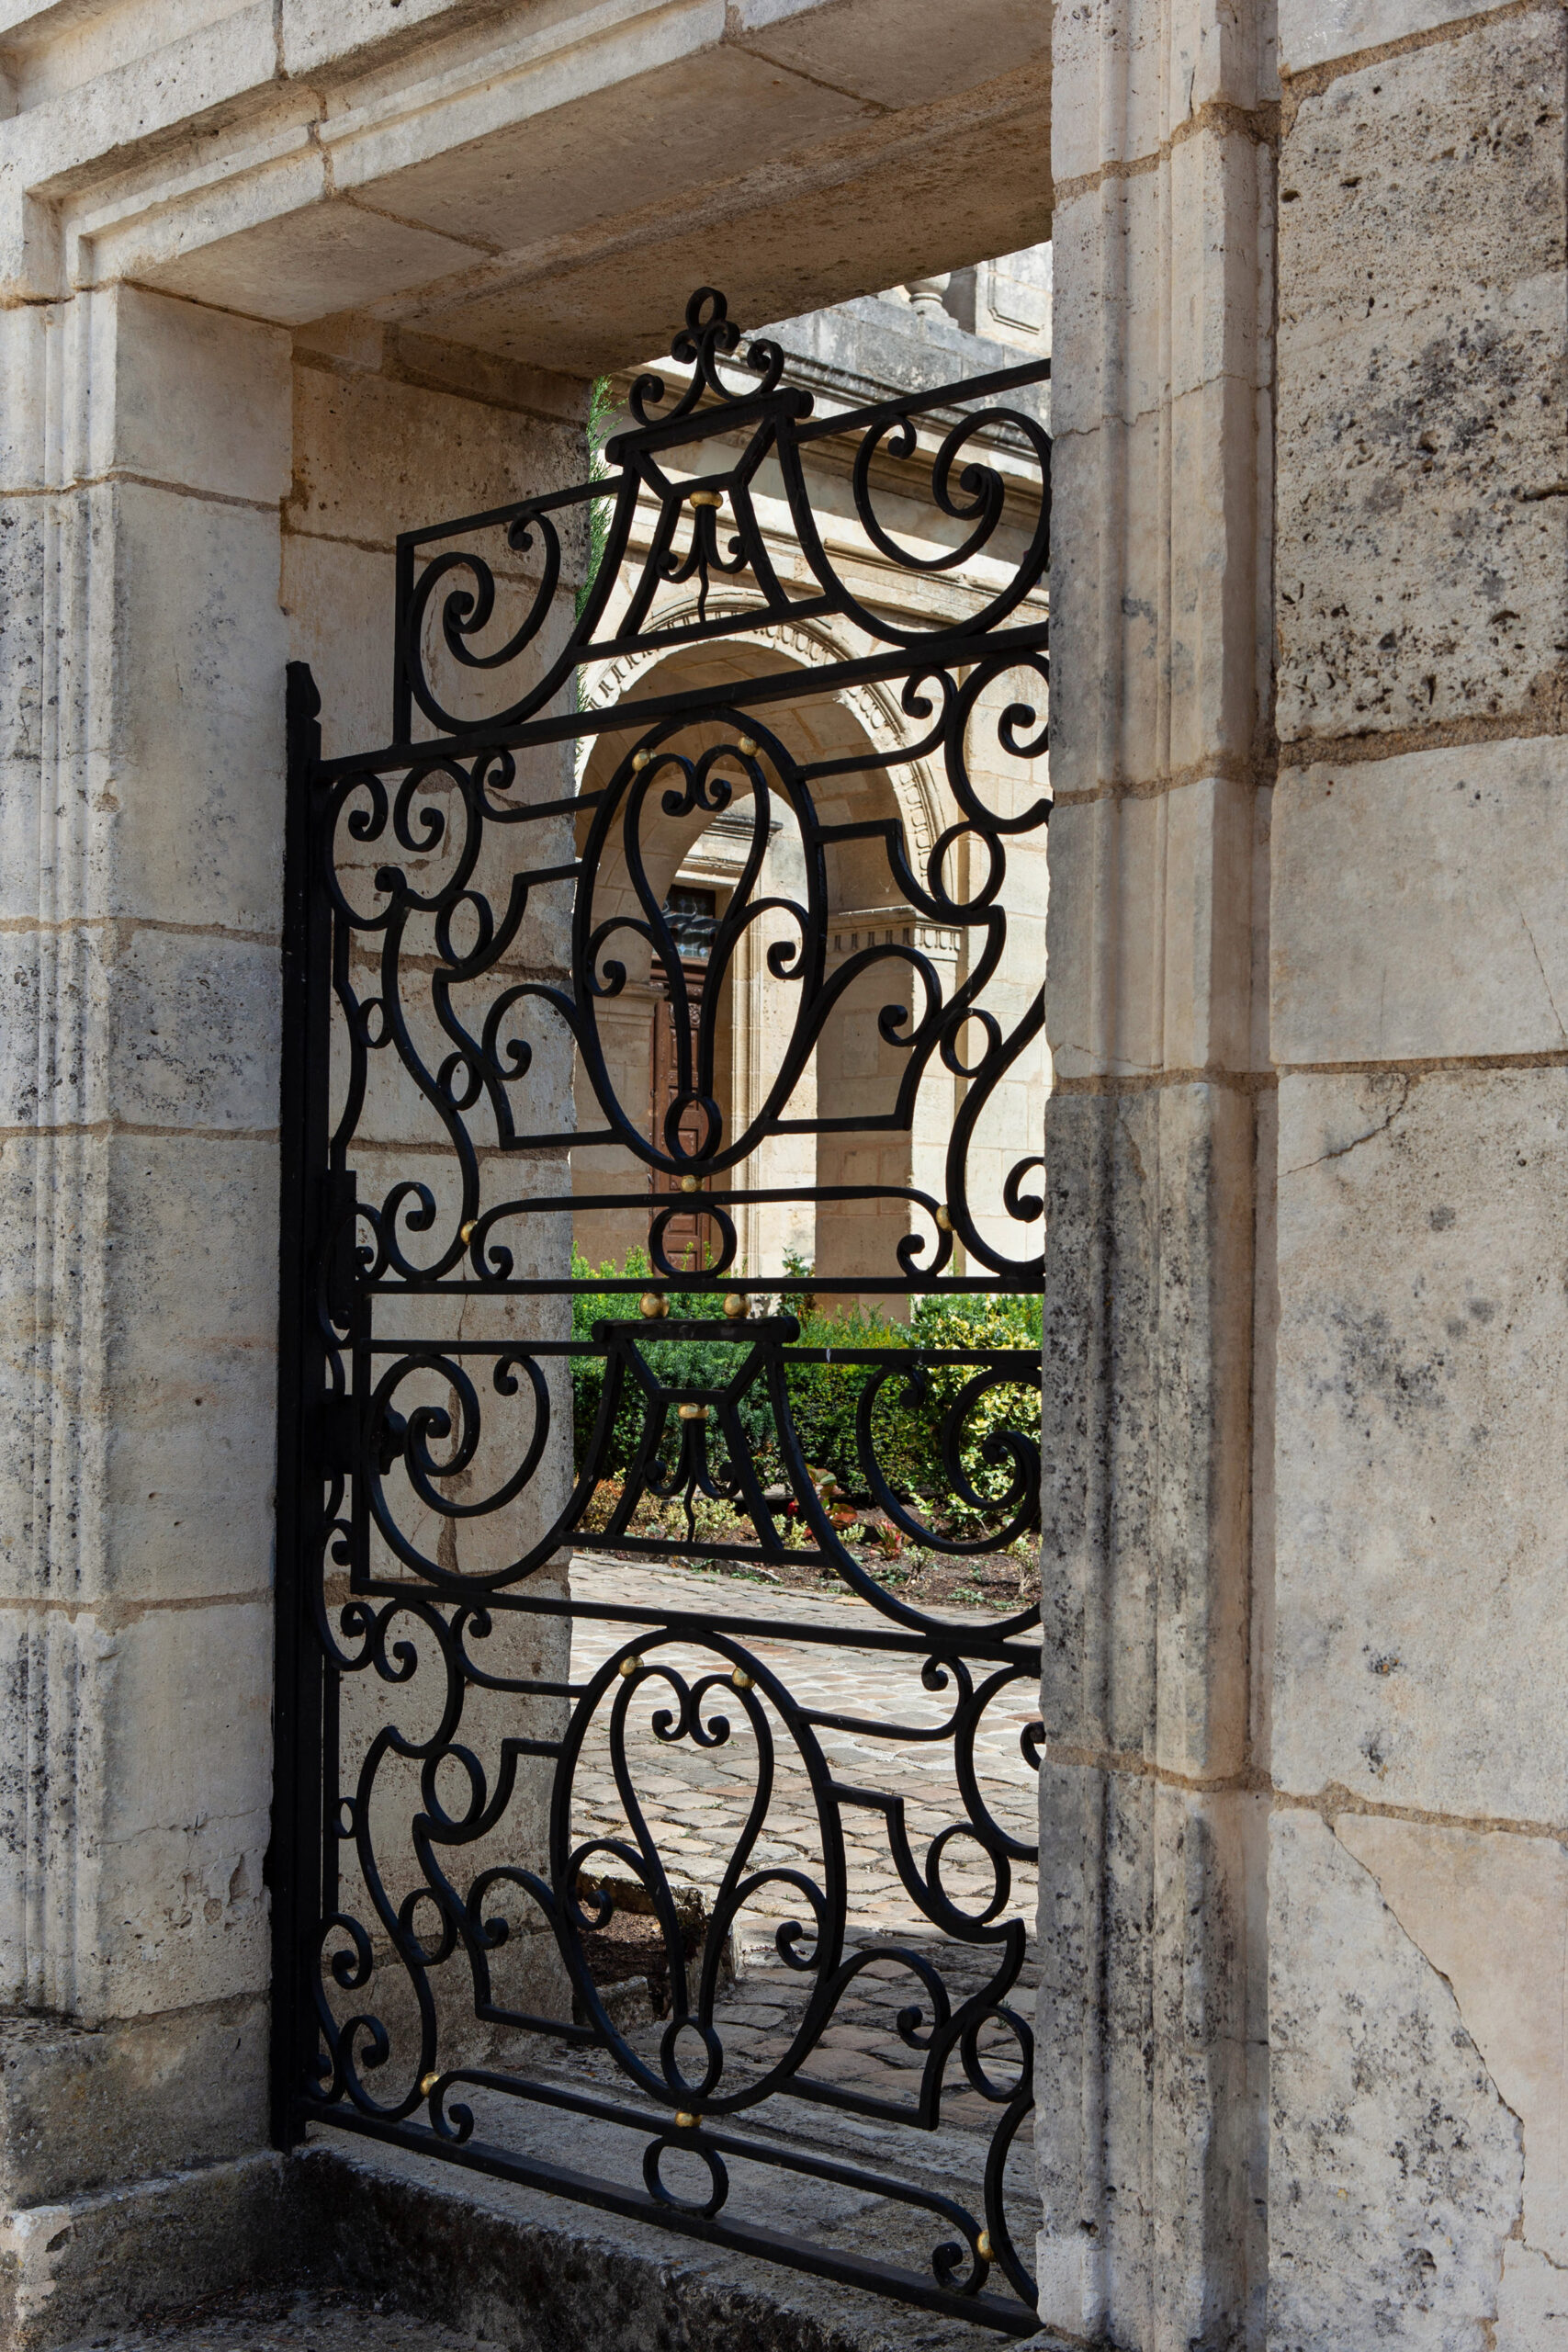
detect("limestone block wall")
(1041, 0), (1274, 2334)
(1042, 0), (1568, 2339)
(0, 282), (292, 2210)
(0, 271), (589, 2329)
(1267, 2), (1568, 2343)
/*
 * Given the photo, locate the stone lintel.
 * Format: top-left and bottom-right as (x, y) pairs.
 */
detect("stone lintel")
(0, 0), (1049, 370)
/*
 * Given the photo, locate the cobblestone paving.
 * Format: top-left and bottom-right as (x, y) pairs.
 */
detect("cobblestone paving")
(563, 1555), (1041, 2137)
(284, 1560), (1043, 2337)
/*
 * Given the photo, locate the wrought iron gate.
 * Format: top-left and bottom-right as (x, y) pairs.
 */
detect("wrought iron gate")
(272, 290), (1051, 2335)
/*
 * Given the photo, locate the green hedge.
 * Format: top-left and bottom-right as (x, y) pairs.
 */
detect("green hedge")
(569, 1247), (1042, 1527)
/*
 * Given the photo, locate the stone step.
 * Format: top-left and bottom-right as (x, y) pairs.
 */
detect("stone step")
(287, 2135), (1043, 2352)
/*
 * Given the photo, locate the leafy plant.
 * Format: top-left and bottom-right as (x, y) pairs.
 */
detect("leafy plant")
(569, 1245), (775, 1488)
(567, 1246), (1043, 1539)
(574, 376), (616, 628)
(780, 1244), (816, 1317)
(903, 1290), (1044, 1522)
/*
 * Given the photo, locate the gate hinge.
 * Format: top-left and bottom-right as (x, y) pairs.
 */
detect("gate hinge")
(314, 1395), (358, 1476)
(314, 1396), (407, 1477)
(321, 1170), (360, 1325)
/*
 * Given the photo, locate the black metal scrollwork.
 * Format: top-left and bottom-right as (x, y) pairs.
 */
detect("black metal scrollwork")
(627, 284), (788, 425)
(276, 290), (1050, 2337)
(382, 285), (1049, 745)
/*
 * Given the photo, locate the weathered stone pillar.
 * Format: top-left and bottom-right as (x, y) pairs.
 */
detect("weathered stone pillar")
(1038, 0), (1275, 2337)
(1267, 3), (1568, 2342)
(0, 281), (592, 2344)
(0, 284), (292, 2318)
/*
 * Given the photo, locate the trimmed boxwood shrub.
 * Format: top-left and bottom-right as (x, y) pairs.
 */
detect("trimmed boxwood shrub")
(570, 1247), (1041, 1525)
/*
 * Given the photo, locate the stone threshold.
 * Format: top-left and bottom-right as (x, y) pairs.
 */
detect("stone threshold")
(7, 2139), (1066, 2352)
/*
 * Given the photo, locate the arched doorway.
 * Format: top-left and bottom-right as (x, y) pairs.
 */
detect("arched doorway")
(574, 627), (1043, 1310)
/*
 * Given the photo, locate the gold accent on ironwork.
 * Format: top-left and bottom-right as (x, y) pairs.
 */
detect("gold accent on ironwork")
(459, 1221), (476, 1243)
(631, 749), (650, 769)
(976, 2232), (993, 2261)
(730, 1667), (754, 1690)
(618, 1656), (643, 1678)
(688, 490), (723, 508)
(675, 2110), (698, 2130)
(680, 1173), (699, 1193)
(639, 1292), (668, 1318)
(723, 1293), (748, 1319)
(737, 736), (758, 756)
(420, 2074), (440, 2097)
(677, 1403), (709, 1421)
(935, 1204), (953, 1231)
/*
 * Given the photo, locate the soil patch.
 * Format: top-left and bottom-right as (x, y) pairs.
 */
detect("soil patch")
(570, 1870), (733, 2020)
(582, 1498), (1039, 1616)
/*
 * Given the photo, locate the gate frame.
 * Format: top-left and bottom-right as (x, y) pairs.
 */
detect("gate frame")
(270, 290), (1052, 2336)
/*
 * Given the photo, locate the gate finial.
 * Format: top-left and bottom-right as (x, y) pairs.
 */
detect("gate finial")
(627, 284), (786, 426)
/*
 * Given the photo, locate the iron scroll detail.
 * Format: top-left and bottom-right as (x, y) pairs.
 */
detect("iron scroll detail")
(275, 290), (1051, 2336)
(381, 282), (1051, 749)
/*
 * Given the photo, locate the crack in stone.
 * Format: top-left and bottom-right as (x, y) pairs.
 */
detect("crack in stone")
(1115, 1106), (1148, 1191)
(1329, 1819), (1524, 2335)
(1516, 901), (1568, 1043)
(1282, 1074), (1411, 1175)
(725, 24), (894, 115)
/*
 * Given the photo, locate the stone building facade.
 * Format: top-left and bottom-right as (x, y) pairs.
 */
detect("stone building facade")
(0, 0), (1562, 2346)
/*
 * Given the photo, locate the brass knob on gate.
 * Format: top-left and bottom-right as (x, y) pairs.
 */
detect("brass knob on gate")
(677, 1403), (709, 1421)
(632, 750), (651, 770)
(976, 2231), (993, 2261)
(675, 2111), (698, 2131)
(459, 1222), (476, 1244)
(723, 1294), (748, 1320)
(618, 1656), (644, 1678)
(935, 1204), (953, 1231)
(688, 491), (723, 509)
(737, 737), (758, 757)
(680, 1174), (699, 1194)
(640, 1292), (669, 1318)
(420, 2074), (440, 2097)
(730, 1667), (754, 1690)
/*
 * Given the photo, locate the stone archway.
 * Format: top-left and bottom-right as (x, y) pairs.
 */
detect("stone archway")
(574, 622), (957, 1302)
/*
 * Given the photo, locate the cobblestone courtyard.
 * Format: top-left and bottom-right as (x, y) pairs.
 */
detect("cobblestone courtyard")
(556, 1554), (1041, 2144)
